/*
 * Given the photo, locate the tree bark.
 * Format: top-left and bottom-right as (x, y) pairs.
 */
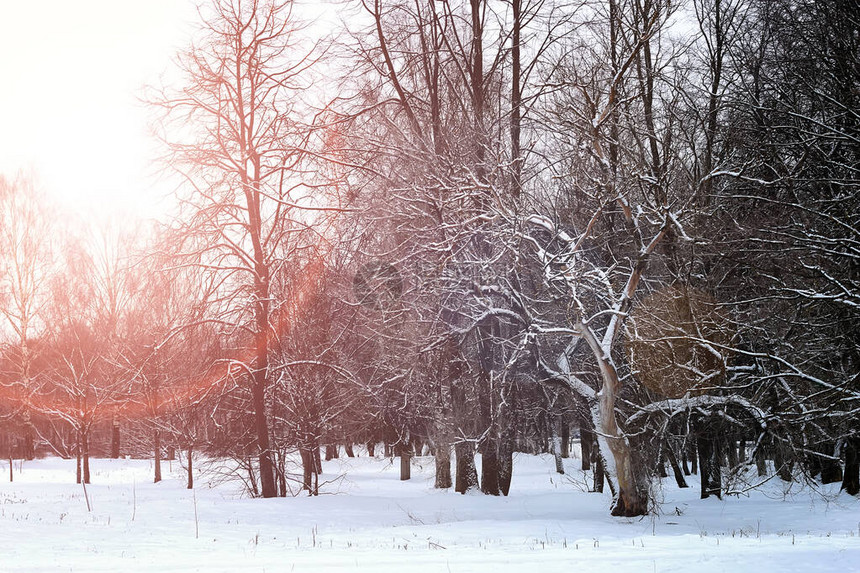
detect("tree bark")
(75, 433), (82, 485)
(773, 441), (793, 482)
(252, 371), (275, 497)
(476, 334), (500, 495)
(455, 441), (478, 494)
(560, 420), (570, 459)
(580, 425), (593, 471)
(498, 439), (513, 496)
(681, 446), (691, 476)
(726, 438), (738, 469)
(110, 417), (120, 459)
(399, 443), (411, 481)
(325, 445), (338, 461)
(154, 430), (162, 483)
(690, 440), (698, 475)
(276, 450), (287, 497)
(552, 415), (565, 474)
(577, 305), (654, 515)
(24, 425), (34, 461)
(186, 446), (193, 489)
(592, 441), (605, 493)
(82, 431), (90, 485)
(841, 438), (859, 496)
(584, 336), (648, 515)
(314, 446), (322, 474)
(698, 435), (721, 499)
(435, 442), (452, 489)
(510, 0), (522, 198)
(755, 443), (767, 476)
(301, 447), (314, 493)
(657, 452), (668, 478)
(667, 447), (688, 488)
(481, 440), (500, 494)
(820, 443), (843, 484)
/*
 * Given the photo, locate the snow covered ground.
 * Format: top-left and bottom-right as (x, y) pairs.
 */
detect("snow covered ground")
(1, 452), (858, 572)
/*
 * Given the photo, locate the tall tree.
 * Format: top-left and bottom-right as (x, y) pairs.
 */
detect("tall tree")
(0, 174), (53, 461)
(150, 0), (319, 497)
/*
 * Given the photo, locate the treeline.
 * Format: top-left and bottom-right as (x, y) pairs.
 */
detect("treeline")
(0, 0), (857, 515)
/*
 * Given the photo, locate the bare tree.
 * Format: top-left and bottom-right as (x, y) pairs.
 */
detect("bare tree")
(150, 0), (322, 498)
(0, 174), (54, 463)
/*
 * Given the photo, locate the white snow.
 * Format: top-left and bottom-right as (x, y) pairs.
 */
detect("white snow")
(1, 452), (858, 572)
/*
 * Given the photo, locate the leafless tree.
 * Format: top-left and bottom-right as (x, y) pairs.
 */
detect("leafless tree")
(0, 174), (54, 464)
(149, 0), (325, 497)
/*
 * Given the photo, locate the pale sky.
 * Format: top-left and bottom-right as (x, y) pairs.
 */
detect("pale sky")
(0, 0), (198, 220)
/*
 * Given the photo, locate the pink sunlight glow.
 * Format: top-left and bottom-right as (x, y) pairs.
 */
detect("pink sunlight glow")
(0, 0), (346, 429)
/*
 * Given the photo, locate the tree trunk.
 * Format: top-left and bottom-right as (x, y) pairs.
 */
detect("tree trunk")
(110, 418), (120, 459)
(399, 443), (411, 481)
(698, 435), (721, 499)
(552, 415), (564, 474)
(681, 447), (691, 476)
(755, 443), (767, 476)
(498, 439), (513, 496)
(698, 435), (711, 499)
(579, 323), (649, 516)
(481, 440), (500, 494)
(366, 442), (376, 457)
(76, 434), (82, 485)
(560, 420), (570, 459)
(82, 431), (90, 485)
(667, 447), (688, 488)
(580, 425), (593, 471)
(246, 456), (258, 496)
(773, 441), (793, 482)
(841, 438), (859, 496)
(325, 445), (338, 461)
(344, 443), (355, 458)
(435, 441), (452, 489)
(726, 438), (738, 469)
(247, 167), (276, 499)
(301, 447), (314, 493)
(412, 438), (424, 457)
(477, 362), (500, 495)
(276, 450), (287, 497)
(595, 374), (646, 515)
(656, 452), (668, 478)
(592, 441), (604, 493)
(510, 0), (522, 197)
(186, 446), (193, 489)
(820, 442), (843, 484)
(154, 430), (162, 483)
(690, 440), (698, 475)
(23, 424), (34, 461)
(455, 441), (478, 494)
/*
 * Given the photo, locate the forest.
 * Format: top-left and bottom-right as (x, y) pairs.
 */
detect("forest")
(0, 0), (857, 519)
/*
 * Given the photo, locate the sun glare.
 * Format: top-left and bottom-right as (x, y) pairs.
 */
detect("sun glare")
(0, 0), (196, 220)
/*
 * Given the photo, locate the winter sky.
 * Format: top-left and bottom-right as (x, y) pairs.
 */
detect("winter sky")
(0, 0), (197, 219)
